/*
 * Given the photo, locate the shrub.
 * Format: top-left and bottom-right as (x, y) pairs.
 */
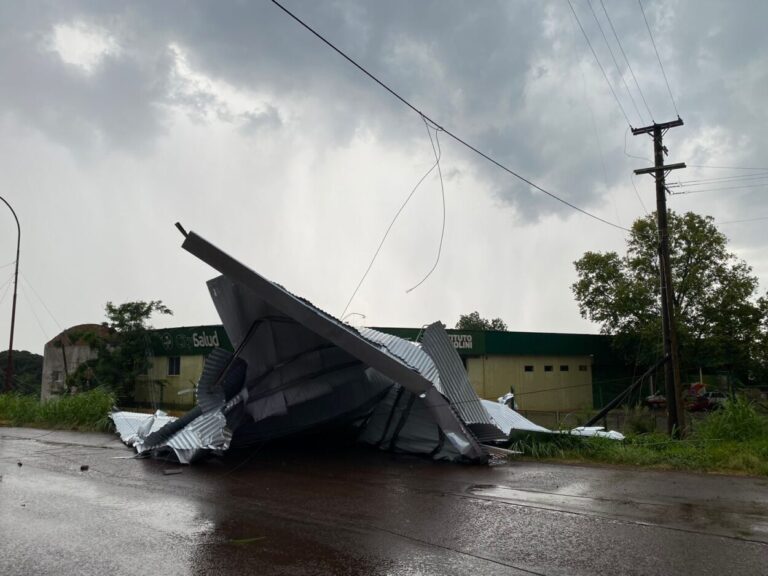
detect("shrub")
(694, 396), (768, 442)
(0, 388), (115, 431)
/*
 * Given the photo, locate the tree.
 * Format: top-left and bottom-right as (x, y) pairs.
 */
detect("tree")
(572, 211), (768, 384)
(0, 350), (43, 395)
(455, 311), (508, 331)
(68, 300), (172, 400)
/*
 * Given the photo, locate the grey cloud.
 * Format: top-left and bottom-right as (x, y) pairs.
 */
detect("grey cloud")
(0, 0), (766, 222)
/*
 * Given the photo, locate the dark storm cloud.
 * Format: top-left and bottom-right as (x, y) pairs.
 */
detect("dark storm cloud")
(0, 0), (765, 221)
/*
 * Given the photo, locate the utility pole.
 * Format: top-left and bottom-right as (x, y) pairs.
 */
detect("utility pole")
(0, 195), (20, 393)
(633, 118), (686, 436)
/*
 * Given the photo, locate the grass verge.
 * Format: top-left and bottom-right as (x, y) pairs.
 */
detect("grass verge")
(510, 397), (768, 476)
(0, 389), (115, 432)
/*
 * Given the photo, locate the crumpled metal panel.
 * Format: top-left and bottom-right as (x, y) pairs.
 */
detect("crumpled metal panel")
(111, 408), (232, 464)
(358, 328), (442, 391)
(420, 323), (504, 441)
(181, 230), (489, 463)
(111, 410), (176, 448)
(479, 399), (550, 435)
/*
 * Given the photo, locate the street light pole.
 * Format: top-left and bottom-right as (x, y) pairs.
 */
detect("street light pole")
(1, 195), (20, 393)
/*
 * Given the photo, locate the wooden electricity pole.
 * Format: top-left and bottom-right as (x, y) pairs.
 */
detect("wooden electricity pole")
(633, 118), (686, 436)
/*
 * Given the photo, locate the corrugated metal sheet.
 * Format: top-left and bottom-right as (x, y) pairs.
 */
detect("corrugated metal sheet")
(183, 231), (488, 463)
(358, 328), (442, 392)
(420, 323), (498, 428)
(479, 399), (550, 435)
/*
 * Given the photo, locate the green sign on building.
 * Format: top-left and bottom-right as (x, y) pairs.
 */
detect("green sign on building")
(149, 325), (233, 357)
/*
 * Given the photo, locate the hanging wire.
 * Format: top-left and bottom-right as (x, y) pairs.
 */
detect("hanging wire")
(405, 121), (446, 293)
(272, 0), (629, 232)
(638, 0), (679, 116)
(340, 117), (443, 319)
(630, 173), (649, 214)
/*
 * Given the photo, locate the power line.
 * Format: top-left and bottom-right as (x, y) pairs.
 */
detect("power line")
(272, 0), (629, 232)
(638, 0), (679, 117)
(630, 173), (648, 213)
(406, 122), (446, 294)
(587, 0), (645, 125)
(19, 287), (49, 340)
(600, 0), (654, 122)
(670, 182), (768, 195)
(670, 173), (768, 186)
(686, 164), (768, 171)
(567, 0), (633, 129)
(340, 118), (443, 320)
(21, 273), (64, 332)
(624, 126), (651, 162)
(718, 216), (768, 225)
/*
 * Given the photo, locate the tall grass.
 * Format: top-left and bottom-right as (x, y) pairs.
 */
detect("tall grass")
(0, 389), (115, 431)
(511, 397), (768, 476)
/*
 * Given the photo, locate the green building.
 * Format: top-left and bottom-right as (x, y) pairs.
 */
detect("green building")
(375, 328), (630, 412)
(134, 324), (630, 412)
(134, 325), (233, 408)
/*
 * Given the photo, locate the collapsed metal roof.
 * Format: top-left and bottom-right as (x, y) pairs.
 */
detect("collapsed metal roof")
(111, 229), (568, 464)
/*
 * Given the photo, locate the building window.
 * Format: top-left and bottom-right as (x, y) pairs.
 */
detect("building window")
(524, 365), (534, 372)
(544, 365), (553, 372)
(167, 356), (181, 376)
(578, 365), (588, 372)
(560, 365), (569, 372)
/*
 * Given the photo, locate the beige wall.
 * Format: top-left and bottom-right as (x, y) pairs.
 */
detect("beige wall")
(135, 354), (205, 407)
(41, 343), (100, 401)
(467, 355), (593, 411)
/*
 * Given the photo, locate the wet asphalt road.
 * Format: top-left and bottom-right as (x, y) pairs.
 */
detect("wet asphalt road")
(1, 428), (767, 576)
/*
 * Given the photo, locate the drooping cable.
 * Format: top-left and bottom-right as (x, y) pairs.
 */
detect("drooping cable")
(566, 0), (633, 129)
(340, 117), (443, 319)
(638, 0), (679, 116)
(600, 0), (654, 122)
(630, 173), (648, 213)
(587, 0), (645, 125)
(623, 126), (651, 162)
(405, 122), (446, 293)
(272, 0), (629, 232)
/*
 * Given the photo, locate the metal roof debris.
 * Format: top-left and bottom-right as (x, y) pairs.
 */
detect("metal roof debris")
(110, 228), (622, 465)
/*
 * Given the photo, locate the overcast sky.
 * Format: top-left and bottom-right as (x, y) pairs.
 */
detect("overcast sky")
(1, 0), (766, 355)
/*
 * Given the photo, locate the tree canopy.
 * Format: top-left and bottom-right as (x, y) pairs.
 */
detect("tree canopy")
(68, 300), (172, 400)
(455, 311), (508, 331)
(572, 211), (768, 383)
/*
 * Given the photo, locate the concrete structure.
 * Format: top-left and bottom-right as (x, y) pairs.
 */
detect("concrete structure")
(40, 324), (110, 400)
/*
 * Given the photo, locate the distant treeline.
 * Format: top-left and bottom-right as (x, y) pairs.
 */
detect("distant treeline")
(0, 350), (43, 396)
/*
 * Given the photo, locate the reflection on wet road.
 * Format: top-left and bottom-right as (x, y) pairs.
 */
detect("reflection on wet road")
(1, 428), (767, 575)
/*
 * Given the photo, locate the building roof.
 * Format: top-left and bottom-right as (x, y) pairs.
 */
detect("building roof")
(46, 324), (111, 348)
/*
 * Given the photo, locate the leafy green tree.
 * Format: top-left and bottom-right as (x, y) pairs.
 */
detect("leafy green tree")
(68, 301), (172, 400)
(572, 211), (768, 383)
(455, 311), (508, 331)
